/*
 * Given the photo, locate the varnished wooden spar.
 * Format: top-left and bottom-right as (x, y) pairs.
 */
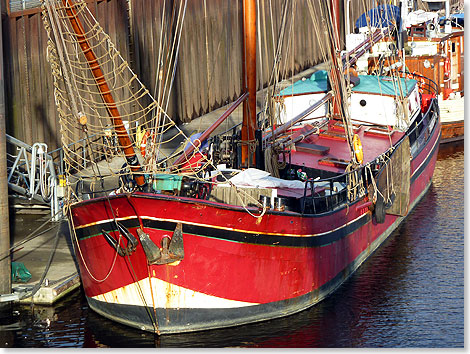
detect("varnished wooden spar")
(172, 92), (248, 169)
(61, 0), (145, 187)
(342, 27), (391, 70)
(241, 0), (257, 168)
(263, 92), (333, 143)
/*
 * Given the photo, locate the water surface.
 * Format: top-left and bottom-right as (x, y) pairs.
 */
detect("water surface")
(1, 142), (464, 348)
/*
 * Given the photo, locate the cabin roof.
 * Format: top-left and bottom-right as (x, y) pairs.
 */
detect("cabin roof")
(279, 71), (417, 97)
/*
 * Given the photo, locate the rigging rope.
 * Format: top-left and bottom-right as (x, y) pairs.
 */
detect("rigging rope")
(42, 0), (267, 215)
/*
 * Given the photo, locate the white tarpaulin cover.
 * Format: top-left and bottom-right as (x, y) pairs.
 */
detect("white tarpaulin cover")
(405, 10), (438, 28)
(221, 168), (347, 198)
(228, 168), (306, 189)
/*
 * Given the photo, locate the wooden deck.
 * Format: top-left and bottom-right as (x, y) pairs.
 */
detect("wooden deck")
(290, 121), (405, 173)
(439, 95), (464, 144)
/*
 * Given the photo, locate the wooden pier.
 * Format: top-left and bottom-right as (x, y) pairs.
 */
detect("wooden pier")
(10, 213), (80, 305)
(439, 94), (464, 144)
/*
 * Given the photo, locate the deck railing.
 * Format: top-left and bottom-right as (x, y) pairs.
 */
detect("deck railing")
(406, 71), (439, 96)
(300, 161), (376, 215)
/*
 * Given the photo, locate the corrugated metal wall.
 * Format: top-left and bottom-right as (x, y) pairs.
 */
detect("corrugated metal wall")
(4, 0), (376, 150)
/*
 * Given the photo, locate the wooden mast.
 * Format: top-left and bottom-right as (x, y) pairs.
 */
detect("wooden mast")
(241, 0), (257, 168)
(326, 0), (357, 163)
(330, 0), (342, 122)
(333, 0), (341, 45)
(61, 0), (146, 187)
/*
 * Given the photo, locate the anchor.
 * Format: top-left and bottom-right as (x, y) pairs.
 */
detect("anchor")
(101, 221), (139, 257)
(137, 223), (184, 265)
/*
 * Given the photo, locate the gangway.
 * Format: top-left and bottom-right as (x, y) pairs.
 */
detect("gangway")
(6, 134), (64, 221)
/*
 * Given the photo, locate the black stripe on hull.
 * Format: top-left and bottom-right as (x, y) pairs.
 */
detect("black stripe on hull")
(143, 213), (372, 248)
(87, 296), (159, 333)
(75, 212), (372, 248)
(410, 129), (441, 185)
(75, 218), (140, 241)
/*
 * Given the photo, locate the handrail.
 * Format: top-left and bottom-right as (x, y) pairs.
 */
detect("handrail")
(301, 169), (351, 215)
(407, 93), (439, 147)
(438, 30), (464, 43)
(406, 71), (439, 96)
(6, 134), (63, 221)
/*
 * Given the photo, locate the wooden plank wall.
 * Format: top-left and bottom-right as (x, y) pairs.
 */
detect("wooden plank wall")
(4, 0), (375, 150)
(3, 0), (132, 151)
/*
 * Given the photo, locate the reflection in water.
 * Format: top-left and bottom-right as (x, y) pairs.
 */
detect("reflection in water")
(6, 142), (464, 348)
(8, 291), (88, 347)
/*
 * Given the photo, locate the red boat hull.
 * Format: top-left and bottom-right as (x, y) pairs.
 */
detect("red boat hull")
(69, 119), (440, 334)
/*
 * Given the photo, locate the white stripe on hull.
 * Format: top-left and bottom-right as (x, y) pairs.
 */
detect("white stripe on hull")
(92, 277), (258, 309)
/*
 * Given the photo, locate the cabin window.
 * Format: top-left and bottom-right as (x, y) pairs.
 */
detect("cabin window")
(452, 42), (456, 53)
(9, 0), (41, 13)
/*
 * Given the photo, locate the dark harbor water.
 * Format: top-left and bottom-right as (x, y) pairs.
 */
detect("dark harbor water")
(1, 142), (464, 348)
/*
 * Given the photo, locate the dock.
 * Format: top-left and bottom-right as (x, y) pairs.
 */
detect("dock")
(9, 209), (80, 305)
(439, 94), (464, 144)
